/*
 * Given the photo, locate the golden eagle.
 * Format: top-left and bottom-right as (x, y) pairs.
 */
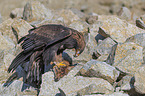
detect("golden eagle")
(4, 24), (86, 90)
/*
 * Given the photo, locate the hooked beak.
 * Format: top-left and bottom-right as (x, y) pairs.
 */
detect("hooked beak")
(74, 49), (80, 57)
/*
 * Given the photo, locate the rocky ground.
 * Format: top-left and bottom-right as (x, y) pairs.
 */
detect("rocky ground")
(0, 0), (145, 96)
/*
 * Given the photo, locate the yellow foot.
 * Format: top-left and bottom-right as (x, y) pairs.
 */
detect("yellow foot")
(56, 62), (66, 67)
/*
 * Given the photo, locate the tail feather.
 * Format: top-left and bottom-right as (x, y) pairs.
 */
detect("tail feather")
(3, 72), (17, 87)
(8, 51), (33, 73)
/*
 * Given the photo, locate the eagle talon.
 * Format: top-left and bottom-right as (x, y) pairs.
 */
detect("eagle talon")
(57, 62), (66, 67)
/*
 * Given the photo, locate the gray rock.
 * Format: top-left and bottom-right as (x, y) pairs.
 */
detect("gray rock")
(11, 19), (33, 40)
(40, 65), (114, 95)
(0, 13), (2, 23)
(113, 42), (143, 75)
(117, 7), (132, 21)
(3, 53), (15, 70)
(117, 75), (134, 91)
(23, 1), (53, 23)
(78, 60), (120, 84)
(0, 32), (16, 54)
(106, 44), (118, 65)
(70, 8), (87, 21)
(0, 18), (17, 44)
(10, 8), (24, 19)
(0, 80), (37, 96)
(86, 13), (98, 24)
(98, 15), (145, 43)
(69, 20), (89, 32)
(125, 33), (145, 64)
(96, 37), (117, 61)
(89, 21), (103, 35)
(53, 9), (80, 25)
(83, 92), (129, 96)
(31, 18), (65, 28)
(134, 64), (145, 94)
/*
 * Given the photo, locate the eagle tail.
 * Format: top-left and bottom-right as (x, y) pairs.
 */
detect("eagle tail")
(8, 51), (33, 73)
(3, 72), (17, 87)
(25, 51), (44, 84)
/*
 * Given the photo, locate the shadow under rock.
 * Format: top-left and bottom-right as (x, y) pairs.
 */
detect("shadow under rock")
(95, 34), (106, 43)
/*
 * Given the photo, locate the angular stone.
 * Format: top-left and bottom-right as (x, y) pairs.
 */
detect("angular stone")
(78, 60), (120, 84)
(53, 9), (80, 25)
(87, 92), (129, 96)
(89, 21), (103, 35)
(96, 37), (116, 61)
(113, 42), (143, 75)
(86, 13), (98, 24)
(117, 75), (134, 91)
(40, 65), (114, 95)
(98, 15), (145, 43)
(31, 19), (65, 28)
(0, 32), (15, 53)
(69, 20), (89, 32)
(64, 48), (92, 64)
(70, 8), (87, 21)
(0, 80), (37, 96)
(126, 33), (145, 63)
(134, 65), (145, 94)
(10, 8), (24, 19)
(0, 13), (2, 23)
(23, 1), (53, 23)
(117, 7), (132, 21)
(12, 19), (33, 40)
(0, 18), (17, 44)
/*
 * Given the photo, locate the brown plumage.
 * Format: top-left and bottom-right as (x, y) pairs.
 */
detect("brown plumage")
(4, 24), (86, 90)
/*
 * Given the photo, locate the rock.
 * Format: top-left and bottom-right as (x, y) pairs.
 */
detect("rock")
(70, 8), (87, 21)
(117, 7), (132, 21)
(134, 64), (145, 94)
(0, 32), (16, 54)
(64, 47), (92, 64)
(23, 1), (53, 23)
(98, 15), (145, 43)
(12, 19), (33, 40)
(40, 65), (114, 95)
(0, 80), (37, 96)
(86, 13), (98, 24)
(125, 33), (145, 63)
(117, 75), (134, 91)
(53, 9), (80, 25)
(86, 33), (98, 55)
(3, 53), (15, 69)
(89, 92), (129, 96)
(136, 18), (145, 30)
(113, 42), (143, 75)
(96, 37), (117, 61)
(0, 18), (17, 44)
(69, 20), (89, 32)
(89, 20), (103, 35)
(78, 60), (120, 84)
(31, 18), (65, 28)
(0, 13), (2, 23)
(10, 8), (24, 19)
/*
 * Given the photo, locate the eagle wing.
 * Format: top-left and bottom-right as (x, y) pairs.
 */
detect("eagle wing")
(8, 24), (72, 73)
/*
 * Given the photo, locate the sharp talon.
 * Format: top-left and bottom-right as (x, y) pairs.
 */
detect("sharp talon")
(56, 62), (66, 67)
